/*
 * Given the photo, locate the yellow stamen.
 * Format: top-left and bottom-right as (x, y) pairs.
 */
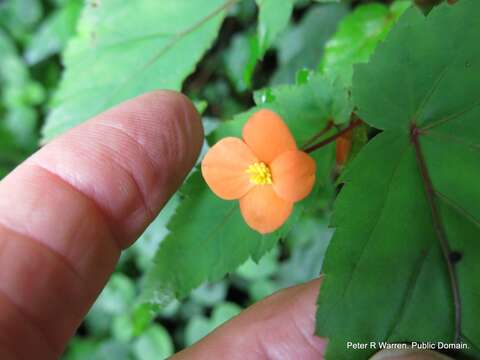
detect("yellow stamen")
(246, 162), (273, 185)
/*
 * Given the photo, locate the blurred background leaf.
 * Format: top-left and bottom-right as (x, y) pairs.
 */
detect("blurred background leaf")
(255, 0), (294, 58)
(42, 0), (233, 141)
(319, 0), (411, 86)
(271, 2), (347, 85)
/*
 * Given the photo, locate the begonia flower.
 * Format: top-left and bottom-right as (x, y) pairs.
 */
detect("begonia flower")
(201, 109), (316, 234)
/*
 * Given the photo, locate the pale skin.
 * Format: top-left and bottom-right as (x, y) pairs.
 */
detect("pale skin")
(0, 91), (448, 360)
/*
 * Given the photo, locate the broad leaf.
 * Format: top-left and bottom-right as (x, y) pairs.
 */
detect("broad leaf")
(255, 0), (293, 59)
(319, 1), (410, 86)
(316, 1), (480, 359)
(140, 74), (347, 306)
(42, 0), (231, 141)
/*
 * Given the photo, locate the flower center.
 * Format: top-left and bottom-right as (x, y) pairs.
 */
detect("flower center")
(246, 162), (273, 185)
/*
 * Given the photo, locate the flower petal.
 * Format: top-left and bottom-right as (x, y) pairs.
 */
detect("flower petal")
(239, 185), (293, 234)
(271, 150), (316, 202)
(201, 137), (257, 200)
(242, 109), (297, 163)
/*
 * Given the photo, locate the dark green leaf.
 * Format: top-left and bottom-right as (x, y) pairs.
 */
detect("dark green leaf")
(317, 2), (480, 358)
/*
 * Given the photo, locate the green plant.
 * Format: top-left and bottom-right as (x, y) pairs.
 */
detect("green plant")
(1, 0), (477, 359)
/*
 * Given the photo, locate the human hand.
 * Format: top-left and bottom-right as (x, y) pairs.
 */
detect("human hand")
(0, 91), (452, 360)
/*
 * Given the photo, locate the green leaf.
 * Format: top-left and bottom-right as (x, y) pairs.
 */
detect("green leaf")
(184, 302), (241, 346)
(140, 170), (298, 307)
(271, 3), (347, 85)
(414, 0), (444, 14)
(255, 0), (294, 59)
(0, 0), (43, 43)
(25, 0), (82, 65)
(0, 30), (39, 176)
(278, 217), (332, 287)
(223, 32), (258, 92)
(131, 194), (180, 272)
(95, 273), (136, 315)
(247, 278), (279, 301)
(112, 314), (135, 342)
(319, 1), (411, 86)
(236, 246), (279, 281)
(132, 325), (174, 360)
(190, 281), (228, 307)
(140, 73), (345, 307)
(63, 338), (99, 360)
(42, 0), (232, 141)
(93, 341), (133, 360)
(0, 28), (16, 55)
(316, 1), (480, 358)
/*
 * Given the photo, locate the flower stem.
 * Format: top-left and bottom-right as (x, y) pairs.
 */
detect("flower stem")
(303, 119), (362, 154)
(302, 120), (334, 148)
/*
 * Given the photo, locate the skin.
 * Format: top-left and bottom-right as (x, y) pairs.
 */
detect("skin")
(0, 91), (446, 360)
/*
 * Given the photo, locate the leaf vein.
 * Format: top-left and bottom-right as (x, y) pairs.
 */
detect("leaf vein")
(385, 245), (433, 342)
(421, 98), (480, 131)
(435, 190), (480, 229)
(425, 130), (480, 152)
(101, 0), (237, 112)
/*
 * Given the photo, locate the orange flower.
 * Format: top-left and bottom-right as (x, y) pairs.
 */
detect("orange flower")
(201, 109), (316, 234)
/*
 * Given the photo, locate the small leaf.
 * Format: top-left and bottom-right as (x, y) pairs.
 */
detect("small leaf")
(132, 325), (174, 360)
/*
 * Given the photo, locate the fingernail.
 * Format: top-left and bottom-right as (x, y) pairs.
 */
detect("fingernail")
(370, 348), (454, 360)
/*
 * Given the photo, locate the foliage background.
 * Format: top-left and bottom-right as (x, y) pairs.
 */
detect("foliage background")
(2, 0), (473, 359)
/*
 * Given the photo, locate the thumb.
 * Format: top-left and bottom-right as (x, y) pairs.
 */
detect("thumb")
(370, 348), (454, 360)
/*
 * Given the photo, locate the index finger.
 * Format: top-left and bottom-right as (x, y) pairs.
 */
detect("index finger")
(0, 91), (203, 359)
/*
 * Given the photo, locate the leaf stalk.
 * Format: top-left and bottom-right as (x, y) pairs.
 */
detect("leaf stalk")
(411, 123), (462, 343)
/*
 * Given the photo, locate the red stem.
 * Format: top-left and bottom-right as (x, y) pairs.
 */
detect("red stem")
(303, 119), (362, 154)
(302, 120), (334, 148)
